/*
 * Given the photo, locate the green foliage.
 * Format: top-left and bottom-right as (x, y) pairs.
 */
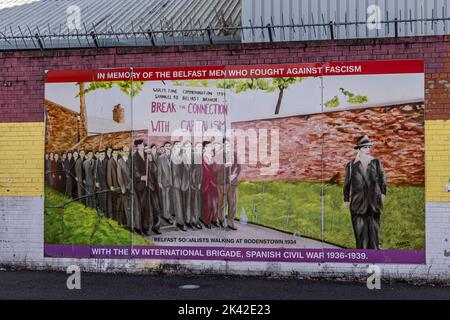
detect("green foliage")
(216, 79), (238, 89)
(271, 77), (303, 91)
(324, 88), (369, 109)
(172, 77), (305, 114)
(325, 96), (340, 108)
(224, 77), (304, 94)
(340, 87), (368, 105)
(44, 188), (151, 246)
(173, 79), (212, 88)
(238, 181), (425, 250)
(77, 81), (144, 97)
(172, 78), (304, 93)
(173, 80), (210, 87)
(118, 81), (144, 97)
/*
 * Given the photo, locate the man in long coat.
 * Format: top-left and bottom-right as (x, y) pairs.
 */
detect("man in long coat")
(157, 142), (174, 225)
(75, 150), (86, 204)
(64, 152), (75, 198)
(171, 141), (187, 231)
(45, 154), (51, 186)
(71, 151), (79, 199)
(213, 141), (225, 228)
(60, 153), (67, 194)
(344, 135), (387, 250)
(118, 146), (141, 233)
(95, 150), (108, 216)
(181, 141), (193, 229)
(83, 151), (96, 208)
(191, 142), (203, 230)
(223, 139), (242, 231)
(107, 149), (122, 223)
(147, 144), (162, 234)
(133, 140), (150, 235)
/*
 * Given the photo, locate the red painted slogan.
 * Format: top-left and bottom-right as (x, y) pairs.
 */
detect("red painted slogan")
(46, 60), (424, 83)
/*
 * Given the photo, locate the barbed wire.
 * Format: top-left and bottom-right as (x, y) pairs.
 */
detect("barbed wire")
(1, 16), (450, 50)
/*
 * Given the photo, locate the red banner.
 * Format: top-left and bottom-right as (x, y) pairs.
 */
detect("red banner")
(45, 60), (424, 83)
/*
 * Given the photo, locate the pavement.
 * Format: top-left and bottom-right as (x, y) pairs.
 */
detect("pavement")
(0, 270), (448, 300)
(146, 222), (338, 248)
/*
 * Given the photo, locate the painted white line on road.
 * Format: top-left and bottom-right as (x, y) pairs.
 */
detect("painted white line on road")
(179, 285), (201, 290)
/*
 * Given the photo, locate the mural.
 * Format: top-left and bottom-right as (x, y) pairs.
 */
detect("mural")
(44, 60), (425, 263)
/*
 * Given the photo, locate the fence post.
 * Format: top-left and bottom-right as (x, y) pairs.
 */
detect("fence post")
(394, 18), (399, 37)
(267, 24), (274, 42)
(329, 21), (335, 40)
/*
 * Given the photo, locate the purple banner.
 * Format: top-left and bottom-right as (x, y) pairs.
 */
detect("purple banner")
(45, 245), (426, 264)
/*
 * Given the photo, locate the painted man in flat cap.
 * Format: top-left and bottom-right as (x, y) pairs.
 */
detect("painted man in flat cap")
(343, 135), (387, 250)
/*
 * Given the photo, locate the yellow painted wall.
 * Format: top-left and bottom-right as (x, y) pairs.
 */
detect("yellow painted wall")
(0, 122), (45, 197)
(425, 120), (450, 202)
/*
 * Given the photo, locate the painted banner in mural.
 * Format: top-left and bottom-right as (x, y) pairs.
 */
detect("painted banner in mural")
(44, 60), (425, 264)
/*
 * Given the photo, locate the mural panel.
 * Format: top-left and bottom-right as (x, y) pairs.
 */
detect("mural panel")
(44, 60), (425, 264)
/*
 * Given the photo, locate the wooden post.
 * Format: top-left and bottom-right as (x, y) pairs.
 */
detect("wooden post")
(78, 82), (88, 142)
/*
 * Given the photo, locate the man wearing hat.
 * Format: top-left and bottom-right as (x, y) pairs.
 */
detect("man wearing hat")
(343, 135), (387, 250)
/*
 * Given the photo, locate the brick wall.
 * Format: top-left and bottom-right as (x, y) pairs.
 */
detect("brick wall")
(45, 100), (80, 153)
(1, 36), (450, 280)
(233, 103), (425, 186)
(1, 36), (449, 123)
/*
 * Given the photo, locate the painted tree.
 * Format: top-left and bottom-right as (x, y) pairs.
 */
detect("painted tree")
(325, 88), (369, 108)
(217, 78), (305, 115)
(79, 81), (144, 98)
(174, 78), (305, 115)
(172, 79), (368, 114)
(75, 81), (144, 141)
(78, 83), (88, 141)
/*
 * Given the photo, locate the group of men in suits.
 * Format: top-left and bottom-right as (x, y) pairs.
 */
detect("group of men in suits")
(45, 137), (242, 236)
(45, 146), (133, 228)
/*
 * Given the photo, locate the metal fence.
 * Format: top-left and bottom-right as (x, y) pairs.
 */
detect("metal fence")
(0, 0), (242, 50)
(1, 0), (450, 50)
(242, 0), (450, 42)
(3, 17), (450, 51)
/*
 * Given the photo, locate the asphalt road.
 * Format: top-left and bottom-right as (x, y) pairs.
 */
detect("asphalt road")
(0, 270), (449, 300)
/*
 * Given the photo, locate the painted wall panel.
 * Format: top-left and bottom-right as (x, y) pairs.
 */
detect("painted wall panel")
(0, 37), (449, 280)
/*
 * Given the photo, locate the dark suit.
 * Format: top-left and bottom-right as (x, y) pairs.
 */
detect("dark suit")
(147, 154), (161, 230)
(215, 151), (241, 227)
(181, 159), (192, 225)
(75, 157), (85, 204)
(117, 157), (141, 230)
(344, 157), (387, 250)
(172, 159), (186, 226)
(45, 158), (52, 186)
(50, 160), (57, 189)
(226, 152), (241, 227)
(70, 158), (78, 199)
(95, 159), (108, 215)
(133, 151), (150, 232)
(107, 157), (122, 223)
(157, 154), (173, 220)
(64, 158), (75, 197)
(105, 153), (113, 210)
(56, 160), (65, 194)
(83, 158), (96, 208)
(191, 155), (203, 226)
